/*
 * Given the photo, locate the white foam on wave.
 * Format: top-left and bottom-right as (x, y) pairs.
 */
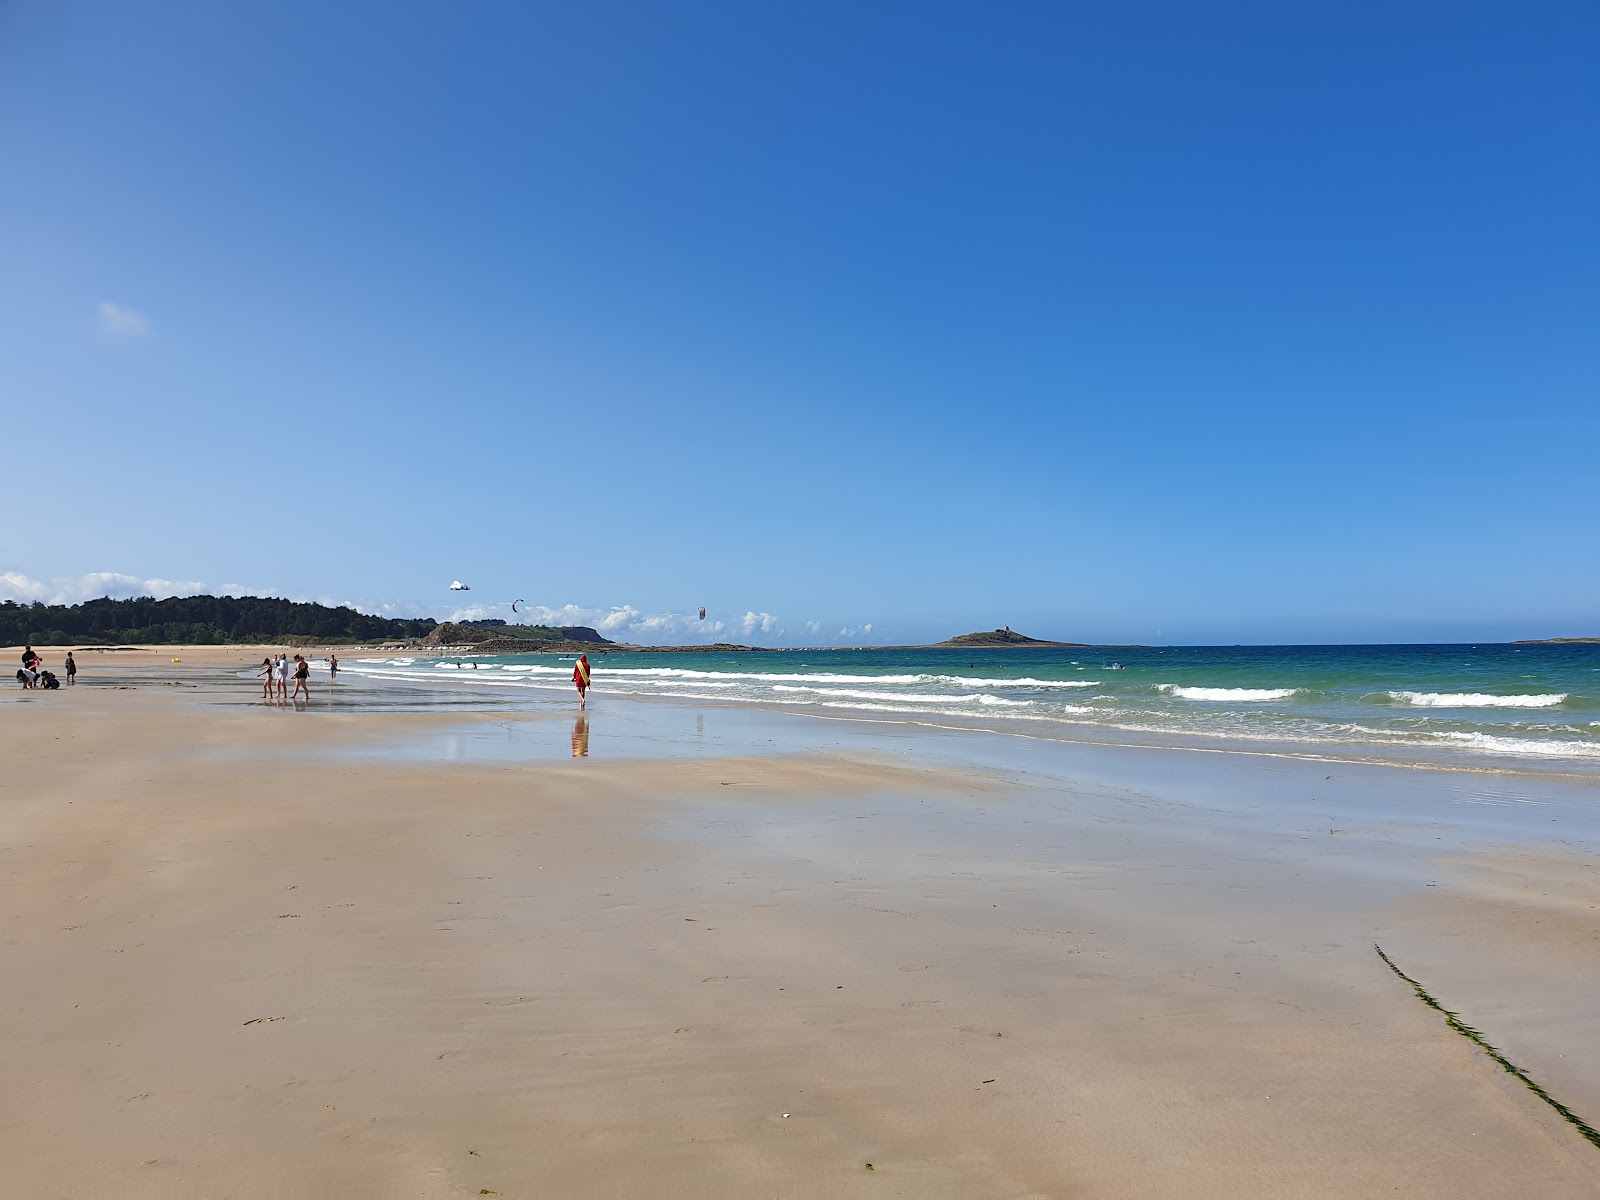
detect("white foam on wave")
(771, 685), (1033, 707)
(360, 660), (1105, 692)
(951, 677), (1100, 689)
(1158, 684), (1298, 702)
(1429, 731), (1600, 758)
(812, 702), (1065, 720)
(603, 668), (936, 684)
(1390, 691), (1567, 708)
(482, 665), (1101, 690)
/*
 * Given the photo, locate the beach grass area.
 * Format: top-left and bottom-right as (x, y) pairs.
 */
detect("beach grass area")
(3, 651), (1599, 1197)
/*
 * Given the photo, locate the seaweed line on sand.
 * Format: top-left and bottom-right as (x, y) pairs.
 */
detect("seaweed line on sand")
(1374, 942), (1600, 1152)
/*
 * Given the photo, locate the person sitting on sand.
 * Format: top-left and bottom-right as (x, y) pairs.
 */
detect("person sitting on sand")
(257, 657), (275, 700)
(291, 654), (310, 702)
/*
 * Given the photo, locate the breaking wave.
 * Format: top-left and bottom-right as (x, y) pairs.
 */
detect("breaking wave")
(1389, 691), (1567, 709)
(1158, 684), (1298, 702)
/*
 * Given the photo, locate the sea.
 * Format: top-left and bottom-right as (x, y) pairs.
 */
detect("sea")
(335, 643), (1600, 775)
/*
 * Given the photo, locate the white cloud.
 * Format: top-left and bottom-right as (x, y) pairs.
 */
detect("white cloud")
(98, 301), (149, 337)
(0, 572), (365, 612)
(740, 611), (779, 638)
(498, 602), (776, 645)
(0, 571), (206, 606)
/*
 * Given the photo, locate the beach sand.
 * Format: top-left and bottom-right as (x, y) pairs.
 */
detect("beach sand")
(2, 653), (1598, 1197)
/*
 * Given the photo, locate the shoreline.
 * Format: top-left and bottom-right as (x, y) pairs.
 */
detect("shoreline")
(15, 643), (1599, 781)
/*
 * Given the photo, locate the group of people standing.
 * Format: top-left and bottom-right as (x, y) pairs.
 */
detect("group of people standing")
(17, 646), (74, 690)
(258, 652), (336, 702)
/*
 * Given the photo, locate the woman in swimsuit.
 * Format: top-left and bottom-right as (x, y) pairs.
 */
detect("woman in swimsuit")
(257, 657), (275, 700)
(291, 654), (311, 702)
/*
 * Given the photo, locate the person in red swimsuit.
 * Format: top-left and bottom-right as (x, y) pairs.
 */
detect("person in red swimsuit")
(572, 654), (591, 708)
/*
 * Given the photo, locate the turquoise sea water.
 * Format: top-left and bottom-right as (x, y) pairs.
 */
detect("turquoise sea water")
(344, 643), (1600, 772)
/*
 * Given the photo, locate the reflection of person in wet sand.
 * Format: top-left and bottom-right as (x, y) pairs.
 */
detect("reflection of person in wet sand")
(571, 712), (589, 758)
(572, 653), (591, 708)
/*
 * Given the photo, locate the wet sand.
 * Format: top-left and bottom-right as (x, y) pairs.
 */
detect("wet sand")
(2, 655), (1598, 1197)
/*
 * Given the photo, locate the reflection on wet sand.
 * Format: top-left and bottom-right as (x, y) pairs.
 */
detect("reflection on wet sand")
(571, 712), (589, 757)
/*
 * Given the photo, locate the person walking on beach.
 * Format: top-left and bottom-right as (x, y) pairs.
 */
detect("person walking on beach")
(328, 653), (338, 681)
(276, 653), (291, 700)
(572, 653), (591, 708)
(64, 652), (76, 685)
(257, 657), (275, 700)
(291, 654), (311, 702)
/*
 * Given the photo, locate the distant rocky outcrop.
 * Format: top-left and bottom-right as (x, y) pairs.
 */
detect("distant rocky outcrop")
(1512, 637), (1600, 644)
(931, 628), (1088, 648)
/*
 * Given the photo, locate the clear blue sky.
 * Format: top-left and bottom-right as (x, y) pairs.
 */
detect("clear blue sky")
(3, 1), (1595, 644)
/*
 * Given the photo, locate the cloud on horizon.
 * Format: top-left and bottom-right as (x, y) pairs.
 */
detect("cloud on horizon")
(479, 602), (786, 645)
(2, 571), (206, 607)
(2, 572), (876, 645)
(97, 301), (149, 337)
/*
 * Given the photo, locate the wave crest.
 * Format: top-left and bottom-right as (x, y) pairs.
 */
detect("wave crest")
(1389, 691), (1567, 708)
(1158, 684), (1298, 702)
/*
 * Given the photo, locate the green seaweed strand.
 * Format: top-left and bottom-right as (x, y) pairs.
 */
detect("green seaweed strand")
(1374, 943), (1600, 1153)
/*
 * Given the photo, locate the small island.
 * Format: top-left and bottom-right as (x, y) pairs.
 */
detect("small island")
(1512, 637), (1600, 645)
(930, 627), (1089, 649)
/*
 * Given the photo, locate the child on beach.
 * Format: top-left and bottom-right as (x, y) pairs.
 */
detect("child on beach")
(64, 652), (76, 684)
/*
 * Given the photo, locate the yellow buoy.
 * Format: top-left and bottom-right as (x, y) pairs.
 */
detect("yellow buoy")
(171, 658), (181, 663)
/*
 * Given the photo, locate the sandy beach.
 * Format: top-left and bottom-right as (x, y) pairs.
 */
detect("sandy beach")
(3, 650), (1598, 1197)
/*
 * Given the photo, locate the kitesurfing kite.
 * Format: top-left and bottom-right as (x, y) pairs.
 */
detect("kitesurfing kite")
(512, 598), (526, 613)
(698, 606), (707, 621)
(449, 581), (471, 591)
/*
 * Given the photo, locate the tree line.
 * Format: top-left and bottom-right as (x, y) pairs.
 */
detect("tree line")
(1, 596), (439, 646)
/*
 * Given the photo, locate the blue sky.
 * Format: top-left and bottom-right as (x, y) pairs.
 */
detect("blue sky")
(3, 1), (1595, 645)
